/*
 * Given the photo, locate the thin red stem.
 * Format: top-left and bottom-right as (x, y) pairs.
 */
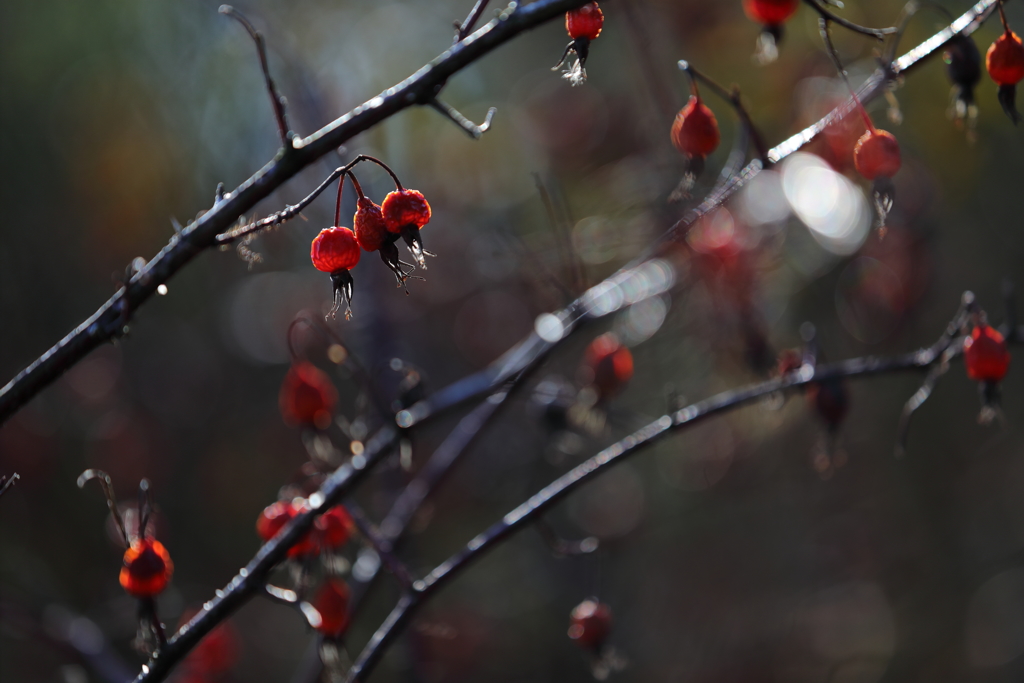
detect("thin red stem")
(348, 171), (366, 200)
(334, 172), (347, 227)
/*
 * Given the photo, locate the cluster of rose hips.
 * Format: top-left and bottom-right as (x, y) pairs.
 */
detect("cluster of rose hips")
(310, 158), (432, 320)
(256, 498), (356, 638)
(553, 2), (604, 86)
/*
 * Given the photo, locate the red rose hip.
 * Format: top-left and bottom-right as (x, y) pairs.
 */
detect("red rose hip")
(279, 361), (338, 430)
(313, 579), (351, 637)
(853, 129), (901, 181)
(671, 95), (720, 159)
(568, 599), (612, 651)
(120, 538), (174, 598)
(964, 324), (1010, 383)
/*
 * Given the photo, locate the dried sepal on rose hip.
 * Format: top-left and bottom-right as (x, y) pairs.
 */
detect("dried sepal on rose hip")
(552, 2), (604, 86)
(670, 67), (720, 200)
(944, 33), (982, 134)
(382, 187), (435, 270)
(279, 361), (338, 431)
(963, 315), (1011, 424)
(743, 0), (799, 64)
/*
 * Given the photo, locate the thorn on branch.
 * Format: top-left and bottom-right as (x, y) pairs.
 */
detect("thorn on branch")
(429, 99), (496, 139)
(219, 5), (294, 147)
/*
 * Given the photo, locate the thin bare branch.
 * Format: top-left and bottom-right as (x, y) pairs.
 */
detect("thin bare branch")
(346, 322), (1024, 683)
(430, 99), (497, 139)
(220, 5), (293, 145)
(0, 473), (20, 499)
(0, 0), (595, 428)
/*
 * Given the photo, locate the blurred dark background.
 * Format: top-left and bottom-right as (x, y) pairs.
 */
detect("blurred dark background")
(4, 1), (1024, 681)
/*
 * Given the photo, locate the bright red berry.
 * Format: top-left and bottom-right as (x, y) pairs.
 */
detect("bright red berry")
(566, 3), (604, 41)
(584, 333), (634, 399)
(256, 500), (320, 559)
(382, 189), (431, 235)
(313, 579), (351, 637)
(279, 361), (338, 430)
(671, 96), (720, 159)
(353, 197), (389, 253)
(987, 31), (1024, 85)
(853, 129), (901, 181)
(120, 538), (173, 598)
(568, 599), (612, 650)
(311, 226), (360, 273)
(964, 325), (1010, 382)
(315, 505), (354, 549)
(743, 0), (799, 26)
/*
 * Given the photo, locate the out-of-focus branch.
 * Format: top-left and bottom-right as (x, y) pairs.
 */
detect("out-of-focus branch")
(0, 0), (595, 428)
(0, 472), (19, 499)
(802, 0), (899, 38)
(346, 321), (1024, 683)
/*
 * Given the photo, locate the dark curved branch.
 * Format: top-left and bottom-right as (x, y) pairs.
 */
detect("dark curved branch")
(347, 321), (1024, 683)
(0, 0), (595, 428)
(430, 99), (497, 139)
(0, 473), (19, 500)
(455, 0), (492, 43)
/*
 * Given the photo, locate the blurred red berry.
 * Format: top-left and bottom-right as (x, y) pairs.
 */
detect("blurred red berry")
(987, 31), (1024, 86)
(279, 361), (338, 430)
(382, 189), (431, 234)
(743, 0), (799, 26)
(179, 608), (239, 680)
(313, 579), (351, 637)
(671, 95), (720, 159)
(964, 324), (1010, 382)
(256, 500), (320, 559)
(853, 129), (901, 181)
(120, 538), (173, 598)
(566, 3), (604, 41)
(584, 333), (634, 399)
(311, 226), (360, 273)
(568, 599), (612, 650)
(316, 505), (355, 549)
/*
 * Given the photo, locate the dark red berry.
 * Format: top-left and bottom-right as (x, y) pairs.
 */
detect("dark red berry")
(584, 333), (634, 399)
(743, 0), (798, 26)
(568, 599), (612, 651)
(313, 579), (351, 637)
(120, 539), (173, 598)
(311, 226), (360, 273)
(279, 361), (338, 430)
(382, 189), (431, 234)
(566, 3), (603, 41)
(256, 500), (319, 559)
(853, 129), (901, 181)
(671, 96), (720, 159)
(987, 31), (1024, 86)
(353, 197), (388, 253)
(315, 505), (354, 549)
(964, 324), (1010, 382)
